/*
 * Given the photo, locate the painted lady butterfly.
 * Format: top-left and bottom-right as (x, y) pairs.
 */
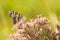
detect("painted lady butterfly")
(9, 10), (26, 25)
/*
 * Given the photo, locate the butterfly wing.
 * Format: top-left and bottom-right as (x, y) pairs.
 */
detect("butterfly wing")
(9, 10), (24, 25)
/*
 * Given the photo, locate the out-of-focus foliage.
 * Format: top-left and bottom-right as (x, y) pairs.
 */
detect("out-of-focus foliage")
(0, 0), (60, 40)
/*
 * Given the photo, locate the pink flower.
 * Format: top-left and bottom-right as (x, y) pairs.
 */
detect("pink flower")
(17, 29), (26, 33)
(35, 16), (49, 24)
(10, 15), (60, 40)
(13, 20), (26, 29)
(26, 19), (36, 28)
(10, 32), (27, 40)
(56, 23), (60, 30)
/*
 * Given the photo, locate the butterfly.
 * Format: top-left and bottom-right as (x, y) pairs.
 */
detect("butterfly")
(9, 10), (26, 25)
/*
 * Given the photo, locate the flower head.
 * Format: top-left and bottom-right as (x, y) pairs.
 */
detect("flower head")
(10, 15), (60, 40)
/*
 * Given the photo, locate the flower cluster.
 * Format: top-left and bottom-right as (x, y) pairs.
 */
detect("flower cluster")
(9, 15), (60, 40)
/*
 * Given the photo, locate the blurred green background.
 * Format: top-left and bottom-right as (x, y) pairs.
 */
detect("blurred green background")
(0, 0), (60, 40)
